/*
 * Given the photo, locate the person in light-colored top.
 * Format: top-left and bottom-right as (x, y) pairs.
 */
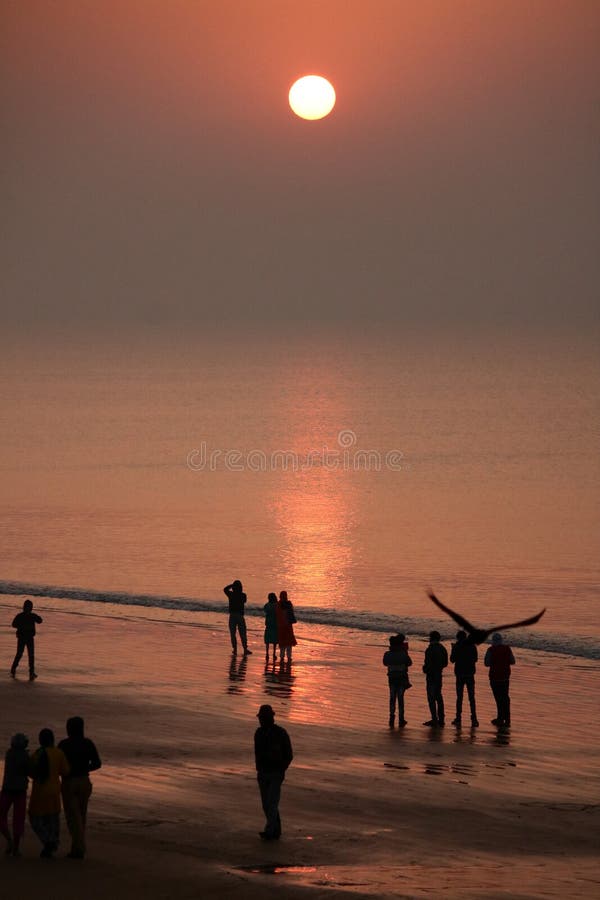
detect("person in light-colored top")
(28, 728), (70, 858)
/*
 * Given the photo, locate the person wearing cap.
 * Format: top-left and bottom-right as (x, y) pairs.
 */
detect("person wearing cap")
(254, 704), (293, 840)
(0, 733), (30, 856)
(10, 599), (43, 681)
(450, 630), (479, 727)
(484, 632), (516, 726)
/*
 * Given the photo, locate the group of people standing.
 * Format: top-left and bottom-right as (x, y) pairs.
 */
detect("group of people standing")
(0, 717), (101, 860)
(224, 581), (297, 663)
(383, 629), (516, 729)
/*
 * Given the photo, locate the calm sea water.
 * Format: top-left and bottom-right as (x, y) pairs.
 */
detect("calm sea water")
(1, 333), (598, 654)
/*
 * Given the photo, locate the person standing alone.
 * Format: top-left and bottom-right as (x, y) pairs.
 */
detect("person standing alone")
(58, 716), (102, 859)
(10, 599), (43, 681)
(224, 580), (252, 655)
(254, 704), (293, 840)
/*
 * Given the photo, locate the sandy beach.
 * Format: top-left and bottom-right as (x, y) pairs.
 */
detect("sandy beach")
(0, 596), (598, 899)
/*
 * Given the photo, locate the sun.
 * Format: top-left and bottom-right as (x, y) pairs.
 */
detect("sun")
(289, 75), (336, 121)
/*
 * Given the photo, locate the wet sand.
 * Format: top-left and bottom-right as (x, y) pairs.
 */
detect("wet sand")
(0, 597), (599, 899)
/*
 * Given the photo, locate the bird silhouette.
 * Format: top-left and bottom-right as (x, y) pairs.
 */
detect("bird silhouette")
(427, 592), (546, 645)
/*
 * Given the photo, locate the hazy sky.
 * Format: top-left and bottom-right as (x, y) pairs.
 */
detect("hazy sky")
(2, 1), (599, 336)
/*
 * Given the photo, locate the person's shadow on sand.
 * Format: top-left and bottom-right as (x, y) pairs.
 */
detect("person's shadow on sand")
(227, 655), (248, 694)
(490, 728), (511, 747)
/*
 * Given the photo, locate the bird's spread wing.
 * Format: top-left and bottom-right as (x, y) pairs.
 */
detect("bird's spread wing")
(427, 592), (477, 634)
(487, 608), (546, 633)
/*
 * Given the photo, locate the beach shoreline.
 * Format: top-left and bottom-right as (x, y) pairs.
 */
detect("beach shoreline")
(0, 596), (598, 898)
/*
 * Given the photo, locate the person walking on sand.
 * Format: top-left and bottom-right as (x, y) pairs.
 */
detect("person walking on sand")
(0, 733), (30, 857)
(422, 630), (448, 727)
(58, 716), (102, 859)
(276, 591), (297, 663)
(263, 593), (279, 663)
(383, 634), (412, 728)
(254, 704), (293, 840)
(28, 728), (69, 858)
(484, 632), (515, 727)
(10, 599), (43, 680)
(450, 630), (479, 727)
(223, 580), (252, 655)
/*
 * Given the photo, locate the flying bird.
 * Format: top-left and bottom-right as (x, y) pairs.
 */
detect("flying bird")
(427, 592), (546, 645)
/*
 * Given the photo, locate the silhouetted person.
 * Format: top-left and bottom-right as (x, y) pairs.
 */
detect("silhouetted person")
(484, 633), (515, 726)
(276, 591), (297, 663)
(28, 728), (69, 858)
(0, 733), (29, 856)
(427, 591), (545, 644)
(10, 599), (43, 680)
(58, 717), (102, 859)
(423, 631), (448, 727)
(383, 634), (412, 728)
(223, 580), (252, 655)
(254, 704), (293, 840)
(263, 593), (279, 663)
(450, 630), (479, 727)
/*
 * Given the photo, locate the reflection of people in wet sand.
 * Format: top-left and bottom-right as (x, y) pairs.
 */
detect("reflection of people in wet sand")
(276, 591), (297, 663)
(227, 654), (248, 693)
(485, 633), (515, 727)
(0, 732), (30, 857)
(422, 631), (448, 727)
(28, 728), (69, 858)
(450, 630), (479, 727)
(58, 716), (102, 859)
(223, 580), (252, 655)
(11, 599), (43, 681)
(263, 593), (279, 663)
(254, 704), (293, 841)
(383, 634), (412, 728)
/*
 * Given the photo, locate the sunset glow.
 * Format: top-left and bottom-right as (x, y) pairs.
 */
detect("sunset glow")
(288, 75), (336, 120)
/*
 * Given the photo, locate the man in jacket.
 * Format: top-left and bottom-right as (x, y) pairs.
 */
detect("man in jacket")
(422, 630), (448, 727)
(254, 704), (293, 840)
(10, 599), (43, 681)
(58, 716), (102, 859)
(450, 630), (479, 727)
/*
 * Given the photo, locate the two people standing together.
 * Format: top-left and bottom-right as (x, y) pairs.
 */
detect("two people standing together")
(263, 591), (297, 664)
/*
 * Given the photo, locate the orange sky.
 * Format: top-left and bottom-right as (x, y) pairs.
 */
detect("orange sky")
(1, 1), (599, 334)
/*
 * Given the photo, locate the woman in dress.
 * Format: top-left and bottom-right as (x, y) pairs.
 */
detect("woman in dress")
(263, 592), (279, 663)
(28, 728), (69, 858)
(276, 590), (297, 663)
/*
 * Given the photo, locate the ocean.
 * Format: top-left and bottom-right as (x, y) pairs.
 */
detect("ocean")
(1, 332), (598, 658)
